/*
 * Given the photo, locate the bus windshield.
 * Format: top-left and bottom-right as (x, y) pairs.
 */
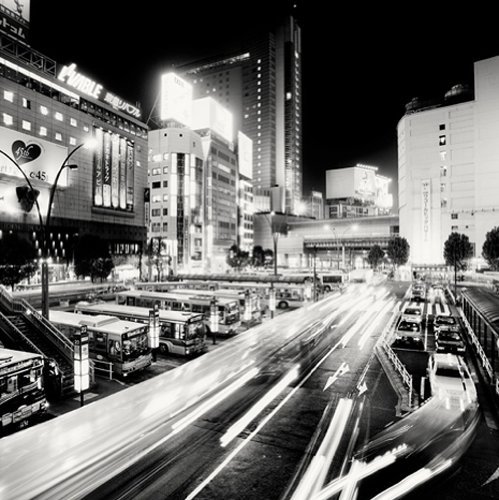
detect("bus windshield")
(187, 321), (205, 340)
(122, 331), (148, 362)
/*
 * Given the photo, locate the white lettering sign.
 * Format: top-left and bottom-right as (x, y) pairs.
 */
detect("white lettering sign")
(421, 179), (431, 243)
(57, 63), (141, 119)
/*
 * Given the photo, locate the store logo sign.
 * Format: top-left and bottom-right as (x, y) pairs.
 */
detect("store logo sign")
(12, 140), (41, 164)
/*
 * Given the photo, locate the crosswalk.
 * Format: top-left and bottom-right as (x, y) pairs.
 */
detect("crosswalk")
(396, 301), (450, 318)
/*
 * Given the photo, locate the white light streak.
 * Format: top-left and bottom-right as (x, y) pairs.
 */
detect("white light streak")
(220, 365), (300, 447)
(171, 367), (259, 435)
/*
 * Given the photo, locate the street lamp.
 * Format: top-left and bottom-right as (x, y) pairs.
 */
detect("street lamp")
(324, 223), (359, 270)
(0, 139), (95, 319)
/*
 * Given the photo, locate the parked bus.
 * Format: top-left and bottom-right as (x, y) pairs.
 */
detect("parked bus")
(74, 302), (207, 357)
(0, 348), (47, 435)
(48, 310), (151, 377)
(116, 290), (240, 335)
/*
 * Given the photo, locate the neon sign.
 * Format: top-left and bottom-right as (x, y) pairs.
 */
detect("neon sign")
(58, 63), (141, 119)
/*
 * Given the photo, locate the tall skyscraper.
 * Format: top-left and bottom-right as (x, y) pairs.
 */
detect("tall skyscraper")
(180, 15), (302, 214)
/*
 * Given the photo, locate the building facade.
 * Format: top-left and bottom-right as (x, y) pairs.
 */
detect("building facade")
(181, 15), (302, 214)
(325, 164), (393, 219)
(398, 55), (499, 265)
(0, 33), (148, 275)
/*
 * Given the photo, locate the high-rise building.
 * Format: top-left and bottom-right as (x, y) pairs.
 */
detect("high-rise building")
(180, 15), (302, 214)
(148, 74), (252, 272)
(398, 55), (499, 265)
(0, 23), (148, 278)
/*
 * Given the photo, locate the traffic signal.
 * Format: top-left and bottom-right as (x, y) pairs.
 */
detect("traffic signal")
(16, 185), (40, 213)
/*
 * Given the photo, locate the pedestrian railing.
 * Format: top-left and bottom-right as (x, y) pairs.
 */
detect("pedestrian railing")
(92, 358), (114, 380)
(0, 310), (43, 355)
(381, 339), (413, 407)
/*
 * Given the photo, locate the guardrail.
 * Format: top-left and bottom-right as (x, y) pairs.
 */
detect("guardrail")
(92, 358), (114, 380)
(381, 339), (413, 407)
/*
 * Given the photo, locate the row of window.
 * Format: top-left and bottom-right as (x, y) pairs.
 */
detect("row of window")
(151, 208), (168, 217)
(0, 63), (146, 137)
(2, 112), (82, 145)
(152, 181), (168, 189)
(150, 223), (168, 232)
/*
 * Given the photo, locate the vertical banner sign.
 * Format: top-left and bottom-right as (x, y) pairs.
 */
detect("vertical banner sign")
(126, 142), (134, 210)
(144, 187), (150, 228)
(103, 132), (112, 207)
(74, 325), (90, 392)
(421, 179), (431, 243)
(119, 137), (127, 210)
(93, 128), (103, 206)
(111, 134), (120, 208)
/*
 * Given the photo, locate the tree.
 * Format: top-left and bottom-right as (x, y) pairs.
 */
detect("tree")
(251, 245), (265, 268)
(444, 232), (473, 298)
(226, 244), (250, 271)
(482, 226), (499, 271)
(386, 236), (410, 270)
(0, 233), (37, 290)
(367, 245), (385, 271)
(263, 248), (274, 267)
(73, 234), (114, 282)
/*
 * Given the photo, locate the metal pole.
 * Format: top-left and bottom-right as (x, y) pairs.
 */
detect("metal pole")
(313, 245), (317, 301)
(80, 391), (85, 407)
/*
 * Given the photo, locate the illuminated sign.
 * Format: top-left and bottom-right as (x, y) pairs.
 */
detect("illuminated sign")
(192, 97), (233, 144)
(421, 179), (431, 243)
(160, 72), (193, 126)
(0, 126), (69, 187)
(93, 127), (134, 212)
(238, 131), (253, 179)
(58, 64), (141, 118)
(0, 0), (29, 41)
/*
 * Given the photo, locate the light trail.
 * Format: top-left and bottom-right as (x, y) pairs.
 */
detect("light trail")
(171, 367), (260, 435)
(371, 459), (453, 500)
(357, 299), (395, 349)
(185, 331), (350, 500)
(220, 365), (300, 447)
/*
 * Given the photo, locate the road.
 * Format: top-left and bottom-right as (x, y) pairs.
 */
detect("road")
(86, 281), (407, 500)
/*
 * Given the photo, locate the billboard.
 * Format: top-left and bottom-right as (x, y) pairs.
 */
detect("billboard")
(0, 0), (29, 41)
(92, 127), (133, 212)
(354, 166), (377, 199)
(238, 131), (253, 179)
(192, 97), (233, 144)
(160, 73), (192, 126)
(0, 126), (69, 187)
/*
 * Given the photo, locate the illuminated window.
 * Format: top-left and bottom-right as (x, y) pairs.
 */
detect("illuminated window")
(22, 98), (30, 109)
(39, 126), (47, 136)
(286, 92), (292, 100)
(152, 195), (161, 203)
(83, 125), (89, 132)
(440, 151), (447, 161)
(163, 153), (168, 160)
(40, 105), (49, 116)
(55, 132), (62, 141)
(55, 112), (63, 122)
(69, 137), (77, 146)
(3, 113), (13, 126)
(439, 135), (446, 146)
(70, 118), (77, 127)
(3, 90), (14, 102)
(151, 167), (161, 175)
(163, 194), (168, 201)
(152, 154), (161, 162)
(257, 59), (261, 64)
(163, 167), (168, 174)
(257, 96), (261, 100)
(22, 120), (31, 131)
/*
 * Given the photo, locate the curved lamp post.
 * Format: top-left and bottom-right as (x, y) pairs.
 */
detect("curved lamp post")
(0, 139), (95, 319)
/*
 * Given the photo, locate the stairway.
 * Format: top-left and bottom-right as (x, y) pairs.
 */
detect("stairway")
(6, 315), (74, 397)
(0, 286), (75, 399)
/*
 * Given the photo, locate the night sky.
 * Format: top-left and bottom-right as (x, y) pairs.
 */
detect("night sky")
(28, 2), (499, 206)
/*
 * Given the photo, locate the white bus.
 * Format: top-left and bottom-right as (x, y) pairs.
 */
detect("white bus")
(0, 348), (47, 435)
(74, 302), (207, 357)
(49, 310), (151, 377)
(116, 290), (241, 335)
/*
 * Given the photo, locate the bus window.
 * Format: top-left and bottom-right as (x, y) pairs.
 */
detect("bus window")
(108, 340), (122, 359)
(175, 324), (185, 340)
(91, 331), (108, 353)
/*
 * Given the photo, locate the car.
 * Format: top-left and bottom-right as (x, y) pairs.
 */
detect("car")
(395, 320), (423, 346)
(427, 353), (477, 407)
(411, 284), (426, 302)
(434, 314), (459, 334)
(401, 305), (423, 324)
(435, 329), (466, 354)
